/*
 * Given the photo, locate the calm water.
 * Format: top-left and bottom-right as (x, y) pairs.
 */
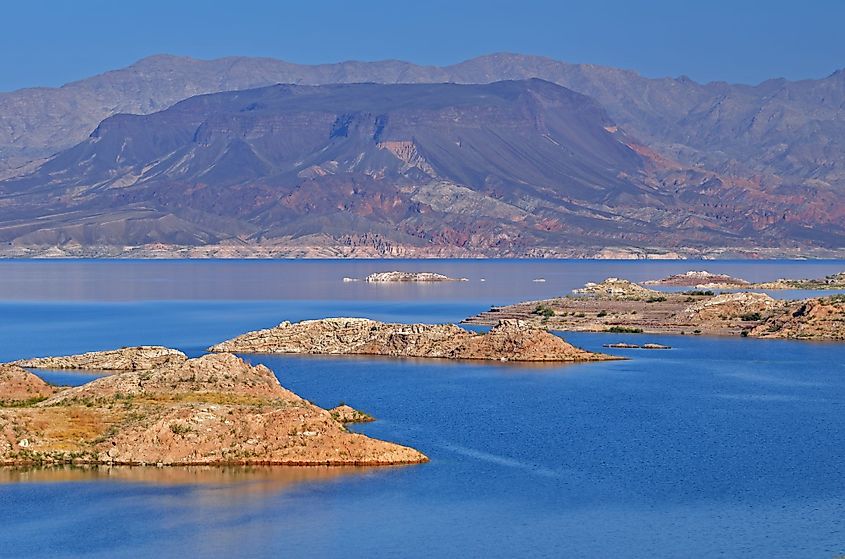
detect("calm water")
(0, 259), (843, 558)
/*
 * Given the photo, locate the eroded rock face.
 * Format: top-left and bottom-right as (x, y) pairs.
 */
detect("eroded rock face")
(751, 297), (845, 340)
(364, 271), (464, 282)
(0, 352), (427, 466)
(210, 318), (615, 362)
(683, 292), (783, 321)
(0, 365), (54, 405)
(13, 346), (188, 372)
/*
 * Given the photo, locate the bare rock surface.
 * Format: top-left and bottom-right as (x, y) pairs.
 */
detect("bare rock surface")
(643, 271), (750, 287)
(209, 318), (616, 362)
(13, 346), (188, 371)
(751, 296), (845, 340)
(364, 271), (464, 282)
(0, 365), (55, 405)
(0, 352), (427, 466)
(573, 278), (661, 300)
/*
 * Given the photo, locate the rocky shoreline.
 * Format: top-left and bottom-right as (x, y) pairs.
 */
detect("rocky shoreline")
(209, 318), (618, 362)
(464, 278), (845, 340)
(1, 351), (427, 467)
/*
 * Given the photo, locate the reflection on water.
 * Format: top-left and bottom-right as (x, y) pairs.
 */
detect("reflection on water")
(0, 464), (387, 498)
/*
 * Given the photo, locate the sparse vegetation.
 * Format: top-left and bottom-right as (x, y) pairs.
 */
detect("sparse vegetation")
(606, 326), (643, 333)
(646, 296), (667, 303)
(169, 423), (194, 435)
(532, 304), (555, 318)
(682, 290), (715, 296)
(739, 312), (762, 321)
(596, 310), (608, 317)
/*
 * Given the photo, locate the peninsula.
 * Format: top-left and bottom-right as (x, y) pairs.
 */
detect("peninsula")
(1, 351), (427, 466)
(464, 278), (845, 340)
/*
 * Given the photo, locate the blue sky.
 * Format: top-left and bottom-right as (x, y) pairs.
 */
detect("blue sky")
(3, 0), (843, 91)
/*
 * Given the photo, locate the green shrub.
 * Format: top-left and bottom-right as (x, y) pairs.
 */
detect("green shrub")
(532, 304), (555, 318)
(597, 310), (608, 317)
(606, 326), (643, 333)
(739, 312), (762, 321)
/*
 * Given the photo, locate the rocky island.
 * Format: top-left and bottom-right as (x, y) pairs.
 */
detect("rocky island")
(364, 271), (466, 283)
(210, 318), (617, 362)
(464, 278), (845, 341)
(1, 351), (427, 466)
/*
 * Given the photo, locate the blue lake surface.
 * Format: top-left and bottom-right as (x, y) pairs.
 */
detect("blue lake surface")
(0, 259), (843, 558)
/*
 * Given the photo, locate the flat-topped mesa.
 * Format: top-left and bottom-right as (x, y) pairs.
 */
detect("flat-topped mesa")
(642, 271), (750, 287)
(0, 365), (55, 405)
(0, 351), (427, 466)
(364, 271), (465, 283)
(13, 346), (188, 371)
(209, 317), (616, 362)
(573, 278), (662, 300)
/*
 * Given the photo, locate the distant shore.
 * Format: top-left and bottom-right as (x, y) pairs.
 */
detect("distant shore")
(2, 244), (844, 260)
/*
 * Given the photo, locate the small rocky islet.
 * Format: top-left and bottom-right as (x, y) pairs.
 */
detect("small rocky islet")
(0, 351), (426, 467)
(465, 277), (845, 340)
(363, 271), (466, 283)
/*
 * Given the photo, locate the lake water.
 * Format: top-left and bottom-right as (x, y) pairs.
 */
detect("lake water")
(0, 259), (843, 558)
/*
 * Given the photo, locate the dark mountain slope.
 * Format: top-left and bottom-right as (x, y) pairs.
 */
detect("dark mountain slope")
(2, 53), (844, 197)
(2, 79), (842, 255)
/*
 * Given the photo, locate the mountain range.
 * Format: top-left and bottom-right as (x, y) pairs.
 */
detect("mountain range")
(1, 53), (843, 257)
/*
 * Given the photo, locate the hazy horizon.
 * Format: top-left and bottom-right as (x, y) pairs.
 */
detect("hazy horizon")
(2, 0), (843, 91)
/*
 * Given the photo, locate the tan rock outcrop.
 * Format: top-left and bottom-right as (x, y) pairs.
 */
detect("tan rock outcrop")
(329, 405), (374, 424)
(0, 365), (54, 405)
(13, 346), (187, 371)
(0, 352), (427, 467)
(682, 292), (783, 321)
(643, 271), (750, 287)
(209, 318), (616, 362)
(751, 296), (845, 340)
(573, 278), (661, 300)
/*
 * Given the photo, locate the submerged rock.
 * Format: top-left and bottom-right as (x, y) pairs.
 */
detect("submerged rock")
(0, 352), (427, 467)
(13, 346), (188, 372)
(209, 317), (617, 362)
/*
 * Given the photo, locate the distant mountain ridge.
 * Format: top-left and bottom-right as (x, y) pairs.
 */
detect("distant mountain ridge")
(2, 52), (844, 191)
(2, 78), (843, 256)
(0, 53), (844, 257)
